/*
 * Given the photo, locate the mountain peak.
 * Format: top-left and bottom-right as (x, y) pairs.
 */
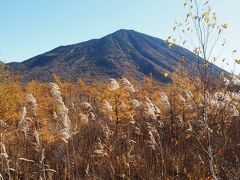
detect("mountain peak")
(113, 29), (136, 34)
(106, 29), (140, 39)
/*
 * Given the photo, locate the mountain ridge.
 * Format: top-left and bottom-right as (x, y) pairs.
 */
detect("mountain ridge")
(7, 29), (223, 82)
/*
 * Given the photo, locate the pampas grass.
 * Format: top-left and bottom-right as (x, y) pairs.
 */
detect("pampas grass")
(0, 75), (239, 179)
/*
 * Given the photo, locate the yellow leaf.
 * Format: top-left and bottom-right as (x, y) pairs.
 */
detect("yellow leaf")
(193, 48), (198, 54)
(187, 12), (192, 19)
(164, 72), (169, 77)
(204, 61), (208, 67)
(204, 17), (209, 24)
(223, 23), (228, 29)
(235, 59), (240, 64)
(214, 164), (218, 173)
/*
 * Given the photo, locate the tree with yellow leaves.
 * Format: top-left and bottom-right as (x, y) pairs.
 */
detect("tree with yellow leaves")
(169, 1), (239, 179)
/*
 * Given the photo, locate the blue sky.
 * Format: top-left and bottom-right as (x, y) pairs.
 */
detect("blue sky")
(0, 0), (239, 73)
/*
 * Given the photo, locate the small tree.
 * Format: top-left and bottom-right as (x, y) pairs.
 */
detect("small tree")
(168, 0), (237, 179)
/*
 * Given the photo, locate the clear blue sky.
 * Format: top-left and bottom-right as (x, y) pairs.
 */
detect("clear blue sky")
(1, 0), (239, 73)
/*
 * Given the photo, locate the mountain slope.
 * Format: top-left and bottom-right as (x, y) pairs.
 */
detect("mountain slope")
(7, 29), (222, 82)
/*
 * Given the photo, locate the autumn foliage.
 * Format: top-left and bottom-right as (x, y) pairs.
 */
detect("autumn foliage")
(0, 65), (239, 180)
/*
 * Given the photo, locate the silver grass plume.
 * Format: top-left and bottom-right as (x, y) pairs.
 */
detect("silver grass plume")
(0, 120), (8, 128)
(49, 82), (71, 139)
(71, 102), (76, 112)
(0, 142), (8, 159)
(208, 92), (239, 117)
(184, 90), (193, 100)
(18, 107), (30, 135)
(103, 100), (113, 112)
(109, 78), (120, 91)
(94, 138), (105, 156)
(26, 93), (37, 117)
(79, 113), (89, 124)
(231, 75), (240, 85)
(224, 75), (240, 86)
(131, 99), (141, 108)
(53, 112), (58, 119)
(19, 106), (27, 126)
(146, 124), (159, 150)
(102, 100), (113, 120)
(81, 102), (96, 121)
(159, 92), (170, 109)
(179, 95), (186, 104)
(0, 141), (11, 176)
(122, 78), (135, 93)
(89, 112), (96, 121)
(33, 129), (40, 147)
(81, 102), (93, 112)
(145, 97), (160, 120)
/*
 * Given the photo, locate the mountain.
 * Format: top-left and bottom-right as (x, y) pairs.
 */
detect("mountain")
(7, 29), (222, 82)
